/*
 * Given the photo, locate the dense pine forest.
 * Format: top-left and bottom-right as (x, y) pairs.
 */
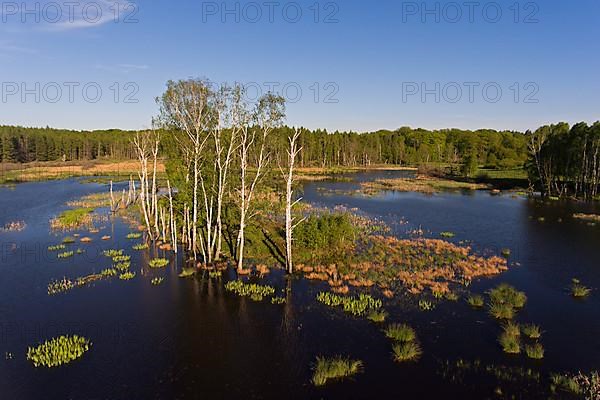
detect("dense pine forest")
(0, 124), (528, 169)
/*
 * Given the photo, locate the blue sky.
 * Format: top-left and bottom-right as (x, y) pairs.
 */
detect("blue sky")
(1, 0), (599, 132)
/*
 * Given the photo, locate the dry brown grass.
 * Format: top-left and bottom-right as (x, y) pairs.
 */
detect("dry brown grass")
(360, 175), (488, 195)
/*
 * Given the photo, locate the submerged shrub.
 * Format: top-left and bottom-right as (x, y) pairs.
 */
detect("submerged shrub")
(27, 335), (90, 368)
(384, 323), (416, 343)
(489, 284), (527, 309)
(149, 258), (170, 268)
(525, 343), (544, 359)
(521, 324), (542, 339)
(392, 342), (422, 362)
(312, 356), (363, 386)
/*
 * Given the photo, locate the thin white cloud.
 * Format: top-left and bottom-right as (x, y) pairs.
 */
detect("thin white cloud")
(95, 63), (150, 73)
(37, 0), (138, 32)
(0, 40), (37, 54)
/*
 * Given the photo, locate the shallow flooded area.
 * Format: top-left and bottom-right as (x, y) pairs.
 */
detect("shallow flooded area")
(1, 172), (599, 399)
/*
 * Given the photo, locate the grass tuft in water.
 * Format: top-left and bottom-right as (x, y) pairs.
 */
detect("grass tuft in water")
(466, 294), (485, 308)
(392, 342), (422, 362)
(47, 278), (74, 295)
(521, 324), (542, 339)
(571, 280), (592, 298)
(489, 301), (515, 320)
(316, 292), (382, 316)
(149, 258), (170, 268)
(312, 356), (363, 386)
(499, 331), (520, 354)
(126, 232), (142, 239)
(151, 277), (164, 286)
(119, 272), (136, 280)
(524, 343), (544, 359)
(57, 251), (74, 259)
(502, 321), (521, 337)
(488, 283), (527, 309)
(367, 310), (388, 323)
(384, 323), (416, 342)
(132, 243), (149, 250)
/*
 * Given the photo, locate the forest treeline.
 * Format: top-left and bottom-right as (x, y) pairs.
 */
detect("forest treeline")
(0, 124), (528, 169)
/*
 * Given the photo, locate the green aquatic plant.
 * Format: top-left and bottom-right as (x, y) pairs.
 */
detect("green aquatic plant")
(489, 284), (527, 309)
(367, 310), (388, 323)
(225, 280), (276, 301)
(489, 301), (515, 320)
(501, 248), (511, 257)
(444, 292), (459, 301)
(384, 324), (416, 343)
(100, 268), (117, 277)
(502, 321), (521, 338)
(48, 244), (66, 251)
(571, 280), (592, 298)
(209, 271), (222, 278)
(103, 249), (124, 258)
(62, 236), (75, 244)
(525, 343), (544, 359)
(126, 232), (142, 239)
(550, 373), (581, 395)
(76, 248), (84, 255)
(151, 277), (164, 286)
(26, 335), (90, 368)
(57, 251), (74, 259)
(114, 261), (131, 272)
(178, 268), (196, 278)
(271, 296), (286, 304)
(119, 272), (136, 280)
(521, 324), (542, 339)
(392, 342), (422, 362)
(466, 294), (485, 308)
(312, 356), (363, 386)
(149, 258), (170, 268)
(132, 243), (149, 250)
(112, 255), (131, 263)
(419, 299), (435, 311)
(47, 278), (74, 295)
(440, 232), (455, 238)
(316, 292), (382, 316)
(499, 331), (521, 354)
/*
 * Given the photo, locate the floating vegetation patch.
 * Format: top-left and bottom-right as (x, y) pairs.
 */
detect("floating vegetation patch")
(149, 258), (170, 269)
(112, 255), (131, 263)
(178, 268), (196, 278)
(26, 335), (90, 368)
(132, 243), (148, 250)
(489, 301), (515, 320)
(312, 356), (363, 386)
(103, 249), (124, 258)
(488, 284), (527, 309)
(114, 261), (131, 272)
(501, 248), (511, 257)
(316, 292), (382, 316)
(48, 244), (66, 251)
(440, 232), (455, 238)
(573, 213), (600, 223)
(551, 371), (600, 399)
(47, 278), (74, 295)
(126, 232), (142, 239)
(359, 176), (488, 195)
(271, 296), (286, 304)
(119, 272), (136, 280)
(76, 248), (84, 255)
(100, 268), (117, 277)
(151, 277), (164, 286)
(419, 299), (435, 311)
(50, 208), (96, 230)
(62, 236), (75, 244)
(225, 280), (276, 301)
(57, 251), (74, 259)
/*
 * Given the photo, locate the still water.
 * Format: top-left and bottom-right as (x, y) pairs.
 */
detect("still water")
(0, 172), (599, 399)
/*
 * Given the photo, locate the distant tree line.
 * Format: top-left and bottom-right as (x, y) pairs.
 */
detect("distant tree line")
(527, 122), (600, 199)
(0, 124), (529, 169)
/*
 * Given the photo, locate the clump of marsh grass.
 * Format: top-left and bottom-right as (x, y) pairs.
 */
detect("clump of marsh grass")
(119, 272), (135, 280)
(47, 278), (74, 295)
(62, 236), (75, 244)
(271, 296), (286, 304)
(384, 323), (416, 342)
(316, 292), (382, 316)
(440, 232), (455, 238)
(501, 248), (511, 257)
(26, 335), (90, 368)
(571, 279), (592, 298)
(149, 258), (169, 268)
(466, 294), (484, 308)
(312, 356), (363, 386)
(57, 251), (74, 259)
(489, 301), (515, 320)
(178, 268), (196, 278)
(488, 284), (527, 309)
(126, 232), (142, 240)
(151, 277), (164, 286)
(392, 341), (422, 362)
(208, 271), (222, 278)
(498, 331), (521, 354)
(525, 343), (544, 359)
(103, 249), (123, 258)
(418, 299), (434, 311)
(521, 324), (542, 339)
(445, 292), (459, 301)
(48, 244), (66, 252)
(225, 280), (275, 301)
(132, 243), (149, 251)
(367, 310), (388, 323)
(502, 321), (521, 338)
